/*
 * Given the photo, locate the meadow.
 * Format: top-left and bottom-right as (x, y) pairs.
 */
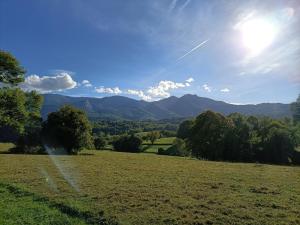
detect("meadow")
(0, 144), (300, 225)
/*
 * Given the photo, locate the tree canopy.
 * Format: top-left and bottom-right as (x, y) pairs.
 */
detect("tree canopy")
(0, 50), (25, 85)
(42, 105), (94, 154)
(291, 94), (300, 124)
(178, 110), (299, 165)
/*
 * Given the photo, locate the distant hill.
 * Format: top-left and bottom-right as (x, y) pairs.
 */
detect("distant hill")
(42, 94), (292, 120)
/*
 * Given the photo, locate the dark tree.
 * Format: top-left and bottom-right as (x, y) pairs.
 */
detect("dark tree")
(158, 138), (190, 157)
(112, 135), (143, 153)
(189, 111), (234, 160)
(0, 88), (27, 142)
(94, 136), (106, 150)
(262, 128), (295, 164)
(177, 119), (194, 139)
(42, 105), (94, 154)
(0, 50), (25, 85)
(291, 94), (300, 124)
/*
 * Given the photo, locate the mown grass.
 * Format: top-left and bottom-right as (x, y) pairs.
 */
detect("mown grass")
(0, 182), (88, 225)
(143, 137), (175, 145)
(0, 143), (14, 153)
(0, 150), (300, 224)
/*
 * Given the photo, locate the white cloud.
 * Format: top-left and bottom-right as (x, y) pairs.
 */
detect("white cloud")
(220, 88), (230, 93)
(22, 72), (77, 93)
(95, 86), (122, 94)
(82, 80), (92, 87)
(127, 89), (152, 101)
(147, 80), (190, 98)
(186, 77), (194, 83)
(202, 84), (212, 92)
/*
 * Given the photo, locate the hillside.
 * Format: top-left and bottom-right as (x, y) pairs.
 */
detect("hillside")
(42, 94), (292, 120)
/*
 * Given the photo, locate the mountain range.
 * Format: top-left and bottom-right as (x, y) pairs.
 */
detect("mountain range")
(42, 94), (292, 120)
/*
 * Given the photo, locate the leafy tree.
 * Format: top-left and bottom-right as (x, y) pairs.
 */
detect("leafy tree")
(147, 131), (160, 145)
(94, 136), (106, 150)
(262, 128), (295, 164)
(189, 111), (234, 160)
(15, 91), (44, 152)
(42, 105), (94, 154)
(177, 119), (194, 139)
(225, 113), (253, 161)
(158, 138), (190, 157)
(112, 134), (143, 153)
(0, 88), (27, 142)
(291, 94), (300, 124)
(0, 50), (25, 85)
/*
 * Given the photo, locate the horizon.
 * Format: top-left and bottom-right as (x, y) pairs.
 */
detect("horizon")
(1, 0), (299, 104)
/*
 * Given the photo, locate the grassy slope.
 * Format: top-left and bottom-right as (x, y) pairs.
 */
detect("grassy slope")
(0, 183), (87, 225)
(0, 150), (299, 225)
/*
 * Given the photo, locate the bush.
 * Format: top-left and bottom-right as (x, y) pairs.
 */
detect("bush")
(94, 136), (106, 150)
(112, 135), (143, 153)
(158, 138), (190, 157)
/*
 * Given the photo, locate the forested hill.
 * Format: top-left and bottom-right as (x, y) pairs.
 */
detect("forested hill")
(42, 94), (292, 120)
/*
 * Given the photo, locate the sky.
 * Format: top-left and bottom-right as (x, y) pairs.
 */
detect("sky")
(1, 0), (299, 104)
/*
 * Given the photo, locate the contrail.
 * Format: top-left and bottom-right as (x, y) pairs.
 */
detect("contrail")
(179, 0), (192, 11)
(177, 39), (209, 61)
(168, 0), (178, 13)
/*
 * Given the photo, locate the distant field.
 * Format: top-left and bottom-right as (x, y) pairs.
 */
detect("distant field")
(143, 137), (175, 145)
(0, 143), (14, 153)
(0, 150), (299, 224)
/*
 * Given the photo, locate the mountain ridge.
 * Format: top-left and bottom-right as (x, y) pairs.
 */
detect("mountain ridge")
(42, 94), (292, 120)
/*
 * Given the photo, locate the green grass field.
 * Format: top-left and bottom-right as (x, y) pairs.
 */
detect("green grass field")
(143, 137), (176, 145)
(0, 149), (300, 224)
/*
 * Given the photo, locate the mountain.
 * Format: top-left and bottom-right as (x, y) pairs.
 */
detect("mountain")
(42, 94), (292, 120)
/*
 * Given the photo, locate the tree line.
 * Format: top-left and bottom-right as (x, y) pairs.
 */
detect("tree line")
(175, 109), (300, 164)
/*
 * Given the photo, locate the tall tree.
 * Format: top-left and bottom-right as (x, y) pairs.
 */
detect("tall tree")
(189, 111), (234, 160)
(0, 88), (27, 142)
(177, 119), (194, 139)
(291, 94), (300, 124)
(42, 105), (94, 154)
(0, 50), (25, 85)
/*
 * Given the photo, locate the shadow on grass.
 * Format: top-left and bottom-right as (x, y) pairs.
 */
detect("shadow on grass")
(0, 182), (118, 225)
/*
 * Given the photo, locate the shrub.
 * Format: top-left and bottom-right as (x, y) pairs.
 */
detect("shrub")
(158, 138), (190, 157)
(112, 135), (143, 153)
(94, 136), (106, 150)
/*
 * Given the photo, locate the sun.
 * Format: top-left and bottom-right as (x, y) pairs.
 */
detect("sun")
(239, 18), (277, 56)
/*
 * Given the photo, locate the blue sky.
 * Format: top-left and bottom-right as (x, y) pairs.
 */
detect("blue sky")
(1, 0), (299, 104)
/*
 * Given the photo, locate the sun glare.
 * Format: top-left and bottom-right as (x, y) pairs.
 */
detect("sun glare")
(240, 18), (277, 56)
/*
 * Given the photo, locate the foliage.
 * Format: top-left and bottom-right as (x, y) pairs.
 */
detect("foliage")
(0, 50), (25, 85)
(94, 136), (106, 150)
(147, 131), (160, 145)
(291, 94), (300, 124)
(177, 119), (194, 139)
(92, 119), (179, 136)
(112, 134), (143, 153)
(42, 105), (94, 154)
(181, 110), (300, 164)
(158, 138), (190, 157)
(189, 111), (234, 160)
(15, 91), (44, 153)
(0, 88), (27, 142)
